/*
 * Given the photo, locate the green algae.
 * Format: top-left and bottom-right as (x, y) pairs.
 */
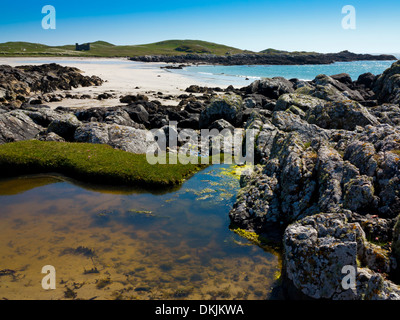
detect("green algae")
(0, 140), (208, 189)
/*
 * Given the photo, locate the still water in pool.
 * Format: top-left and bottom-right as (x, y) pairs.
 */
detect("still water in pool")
(0, 165), (281, 300)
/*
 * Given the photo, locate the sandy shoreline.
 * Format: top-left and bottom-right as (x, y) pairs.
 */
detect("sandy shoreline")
(0, 57), (229, 109)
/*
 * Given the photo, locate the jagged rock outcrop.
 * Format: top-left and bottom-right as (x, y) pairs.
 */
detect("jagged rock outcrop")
(373, 60), (400, 104)
(283, 212), (400, 300)
(305, 100), (379, 130)
(228, 61), (400, 300)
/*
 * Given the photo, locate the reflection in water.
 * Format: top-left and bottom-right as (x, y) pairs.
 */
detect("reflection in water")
(0, 165), (281, 300)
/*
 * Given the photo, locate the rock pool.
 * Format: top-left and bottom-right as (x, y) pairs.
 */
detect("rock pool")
(0, 165), (281, 300)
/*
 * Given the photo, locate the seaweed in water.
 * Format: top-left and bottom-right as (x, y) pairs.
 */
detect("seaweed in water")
(0, 269), (16, 277)
(172, 287), (193, 298)
(60, 246), (96, 257)
(0, 269), (22, 281)
(96, 277), (112, 289)
(83, 267), (99, 274)
(127, 209), (155, 217)
(64, 286), (77, 299)
(94, 210), (118, 224)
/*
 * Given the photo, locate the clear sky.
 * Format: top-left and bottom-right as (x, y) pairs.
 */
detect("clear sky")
(1, 0), (399, 53)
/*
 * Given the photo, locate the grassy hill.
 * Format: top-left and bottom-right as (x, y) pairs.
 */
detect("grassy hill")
(0, 41), (83, 56)
(0, 40), (248, 57)
(260, 48), (319, 55)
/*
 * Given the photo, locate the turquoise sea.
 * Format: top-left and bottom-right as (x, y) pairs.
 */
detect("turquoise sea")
(172, 59), (399, 87)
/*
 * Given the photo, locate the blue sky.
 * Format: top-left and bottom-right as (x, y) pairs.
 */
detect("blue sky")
(1, 0), (399, 53)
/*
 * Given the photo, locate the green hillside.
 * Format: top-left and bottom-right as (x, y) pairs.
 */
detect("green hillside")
(0, 41), (83, 56)
(0, 40), (248, 57)
(260, 48), (319, 56)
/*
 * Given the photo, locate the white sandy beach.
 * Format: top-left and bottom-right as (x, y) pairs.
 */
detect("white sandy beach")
(0, 57), (224, 109)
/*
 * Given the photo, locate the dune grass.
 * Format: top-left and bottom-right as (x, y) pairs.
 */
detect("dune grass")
(0, 140), (208, 188)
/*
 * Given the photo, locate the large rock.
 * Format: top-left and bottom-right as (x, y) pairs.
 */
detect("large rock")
(243, 93), (276, 111)
(373, 60), (400, 104)
(74, 106), (119, 122)
(74, 122), (154, 154)
(119, 94), (149, 104)
(46, 114), (81, 141)
(123, 104), (150, 126)
(330, 73), (354, 87)
(0, 110), (43, 144)
(312, 74), (364, 101)
(274, 93), (326, 118)
(294, 74), (366, 103)
(22, 107), (66, 127)
(104, 109), (144, 128)
(230, 131), (320, 229)
(271, 111), (333, 142)
(208, 118), (235, 132)
(356, 72), (376, 90)
(245, 77), (294, 99)
(283, 212), (399, 300)
(343, 124), (400, 218)
(230, 119), (399, 233)
(199, 94), (243, 129)
(305, 100), (379, 131)
(0, 65), (33, 101)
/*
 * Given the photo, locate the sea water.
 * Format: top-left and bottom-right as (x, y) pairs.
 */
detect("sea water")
(173, 60), (398, 87)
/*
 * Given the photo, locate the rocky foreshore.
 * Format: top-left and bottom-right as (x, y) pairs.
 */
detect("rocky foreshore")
(129, 50), (397, 65)
(2, 61), (400, 299)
